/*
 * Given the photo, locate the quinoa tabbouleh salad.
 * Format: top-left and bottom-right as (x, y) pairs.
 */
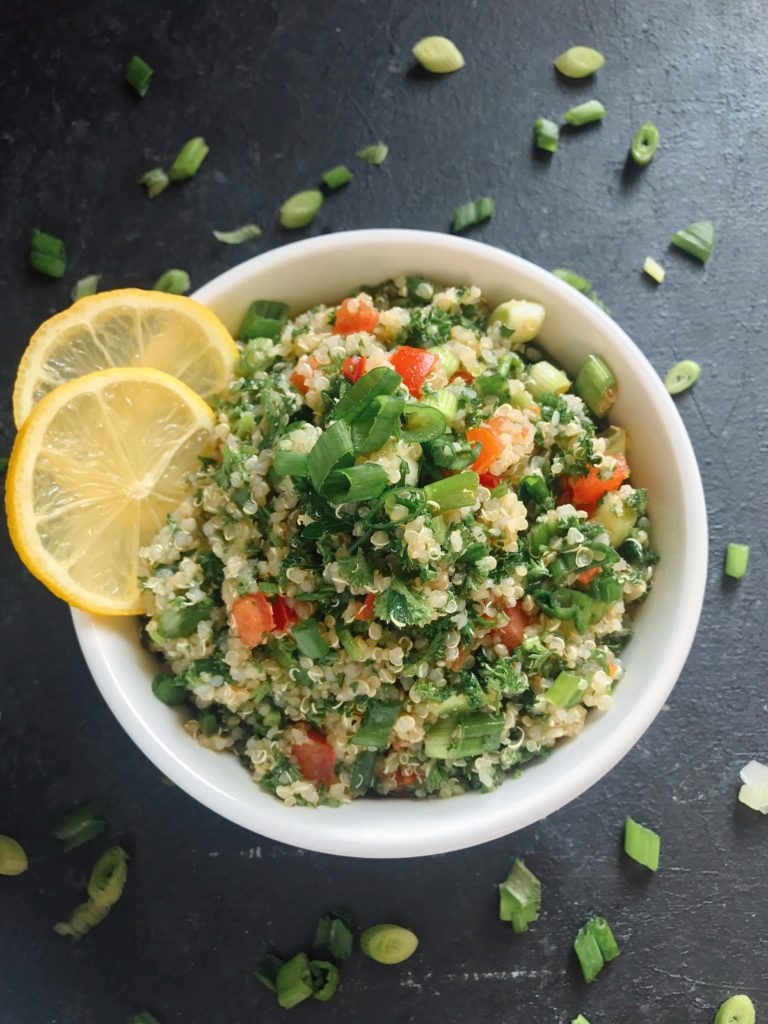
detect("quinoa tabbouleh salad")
(140, 277), (657, 807)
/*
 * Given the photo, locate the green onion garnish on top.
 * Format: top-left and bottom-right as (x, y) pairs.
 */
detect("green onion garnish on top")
(423, 471), (479, 511)
(354, 701), (401, 749)
(29, 229), (66, 278)
(564, 100), (606, 126)
(573, 916), (620, 982)
(168, 137), (209, 181)
(238, 299), (290, 340)
(424, 710), (503, 759)
(322, 164), (353, 189)
(70, 275), (101, 302)
(153, 269), (190, 294)
(630, 122), (660, 165)
(292, 619), (330, 660)
(307, 419), (355, 492)
(328, 365), (402, 424)
(280, 189), (324, 229)
(624, 816), (660, 870)
(546, 670), (586, 708)
(498, 859), (541, 933)
(724, 543), (749, 579)
(323, 463), (389, 504)
(534, 117), (559, 153)
(356, 142), (389, 165)
(212, 224), (262, 245)
(451, 197), (494, 233)
(125, 55), (153, 97)
(139, 167), (170, 199)
(671, 219), (714, 263)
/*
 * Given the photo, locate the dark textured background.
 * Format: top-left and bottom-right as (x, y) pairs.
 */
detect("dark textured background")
(1, 1), (766, 1022)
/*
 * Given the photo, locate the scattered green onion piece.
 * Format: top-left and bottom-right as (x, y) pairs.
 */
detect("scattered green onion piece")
(475, 373), (509, 401)
(551, 267), (592, 293)
(276, 953), (313, 1009)
(329, 365), (403, 424)
(546, 671), (586, 709)
(125, 55), (153, 97)
(714, 995), (756, 1024)
(624, 817), (661, 870)
(314, 914), (354, 960)
(400, 404), (447, 442)
(356, 143), (389, 165)
(236, 341), (276, 379)
(273, 447), (309, 477)
(664, 359), (700, 395)
(424, 711), (504, 759)
(564, 100), (606, 126)
(308, 420), (354, 492)
(322, 164), (353, 189)
(601, 425), (626, 457)
(338, 628), (367, 661)
(0, 835), (28, 876)
(29, 229), (66, 278)
(354, 701), (401, 749)
(423, 470), (478, 511)
(451, 197), (494, 233)
(360, 924), (418, 964)
(724, 543), (749, 580)
(156, 600), (212, 639)
(534, 117), (559, 153)
(572, 1016), (592, 1024)
(411, 35), (465, 74)
(255, 953), (284, 993)
(575, 353), (617, 417)
(498, 859), (541, 933)
(53, 898), (110, 939)
(527, 360), (571, 399)
(428, 344), (460, 378)
(489, 300), (546, 343)
(518, 474), (550, 506)
(153, 269), (190, 294)
(292, 619), (330, 660)
(71, 274), (101, 302)
(643, 256), (665, 284)
(280, 189), (323, 229)
(139, 167), (169, 199)
(350, 750), (378, 794)
(573, 923), (604, 982)
(670, 219), (714, 263)
(52, 799), (106, 852)
(87, 845), (128, 907)
(630, 121), (660, 165)
(554, 46), (605, 78)
(168, 137), (209, 181)
(422, 388), (459, 424)
(590, 917), (620, 962)
(323, 463), (389, 504)
(126, 1014), (161, 1024)
(352, 394), (405, 454)
(238, 299), (290, 341)
(310, 960), (339, 1002)
(152, 673), (187, 706)
(212, 224), (262, 245)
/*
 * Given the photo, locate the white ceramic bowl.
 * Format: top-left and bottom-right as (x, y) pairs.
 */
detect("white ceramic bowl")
(72, 229), (707, 858)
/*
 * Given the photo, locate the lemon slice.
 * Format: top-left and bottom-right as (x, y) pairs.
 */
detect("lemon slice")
(6, 367), (215, 615)
(12, 288), (238, 427)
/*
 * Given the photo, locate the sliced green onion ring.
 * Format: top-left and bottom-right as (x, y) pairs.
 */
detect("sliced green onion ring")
(280, 189), (323, 229)
(87, 845), (129, 907)
(400, 404), (447, 442)
(714, 995), (756, 1024)
(575, 353), (617, 417)
(412, 35), (465, 74)
(238, 299), (290, 340)
(563, 100), (606, 126)
(29, 229), (66, 278)
(152, 269), (190, 294)
(724, 543), (749, 579)
(291, 620), (330, 660)
(352, 394), (406, 454)
(360, 924), (419, 964)
(307, 420), (354, 492)
(671, 219), (714, 263)
(328, 365), (403, 424)
(310, 960), (340, 1002)
(139, 167), (170, 199)
(322, 164), (353, 189)
(212, 224), (262, 244)
(534, 117), (559, 153)
(630, 121), (660, 165)
(125, 55), (153, 97)
(664, 359), (700, 395)
(276, 952), (313, 1009)
(52, 798), (107, 851)
(554, 46), (605, 78)
(423, 471), (478, 511)
(71, 275), (101, 302)
(356, 143), (389, 165)
(168, 137), (209, 181)
(451, 197), (494, 233)
(353, 701), (401, 749)
(323, 463), (389, 504)
(624, 817), (661, 870)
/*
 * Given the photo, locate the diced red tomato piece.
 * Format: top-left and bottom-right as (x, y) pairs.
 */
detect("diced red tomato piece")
(333, 297), (380, 335)
(394, 769), (421, 788)
(575, 566), (601, 586)
(271, 595), (298, 634)
(290, 356), (319, 395)
(479, 472), (500, 489)
(491, 605), (530, 651)
(466, 424), (505, 476)
(342, 355), (367, 383)
(291, 726), (336, 787)
(231, 592), (274, 646)
(450, 370), (473, 385)
(389, 346), (439, 397)
(355, 593), (376, 621)
(447, 647), (473, 671)
(569, 454), (629, 508)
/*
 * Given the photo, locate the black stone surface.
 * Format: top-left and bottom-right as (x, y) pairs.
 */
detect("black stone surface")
(2, 1), (766, 1022)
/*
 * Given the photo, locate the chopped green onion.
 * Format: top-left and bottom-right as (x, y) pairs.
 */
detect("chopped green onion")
(152, 673), (187, 706)
(601, 425), (626, 457)
(422, 389), (459, 424)
(714, 995), (756, 1024)
(546, 671), (586, 708)
(156, 600), (212, 638)
(572, 1016), (592, 1024)
(575, 353), (617, 417)
(498, 859), (541, 933)
(255, 952), (284, 993)
(139, 167), (169, 199)
(574, 916), (619, 982)
(451, 197), (494, 233)
(153, 269), (190, 294)
(354, 701), (401, 749)
(88, 845), (128, 907)
(338, 628), (366, 661)
(308, 420), (355, 492)
(314, 913), (354, 961)
(352, 394), (405, 454)
(360, 924), (418, 964)
(329, 365), (403, 424)
(724, 543), (749, 579)
(590, 917), (620, 961)
(643, 256), (665, 284)
(624, 817), (660, 870)
(310, 960), (339, 1002)
(423, 470), (479, 511)
(276, 953), (313, 1009)
(29, 229), (66, 278)
(400, 404), (447, 442)
(323, 463), (389, 504)
(424, 711), (504, 759)
(518, 474), (550, 507)
(280, 189), (324, 229)
(630, 122), (660, 165)
(322, 164), (353, 189)
(534, 117), (559, 153)
(273, 447), (309, 477)
(527, 360), (571, 399)
(125, 1014), (161, 1024)
(664, 359), (701, 395)
(671, 219), (714, 263)
(212, 224), (262, 245)
(71, 274), (101, 302)
(168, 137), (209, 181)
(563, 100), (606, 126)
(428, 344), (460, 378)
(236, 340), (276, 379)
(52, 799), (107, 852)
(0, 835), (28, 876)
(554, 46), (605, 78)
(411, 35), (465, 74)
(238, 299), (290, 340)
(551, 267), (591, 293)
(489, 300), (546, 343)
(356, 143), (389, 165)
(53, 898), (110, 939)
(125, 55), (153, 97)
(292, 619), (330, 660)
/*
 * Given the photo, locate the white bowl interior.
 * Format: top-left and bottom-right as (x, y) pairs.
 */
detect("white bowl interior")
(72, 229), (707, 858)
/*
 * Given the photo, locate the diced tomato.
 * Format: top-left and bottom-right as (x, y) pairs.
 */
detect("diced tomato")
(450, 370), (473, 385)
(394, 769), (421, 788)
(355, 593), (376, 621)
(333, 297), (380, 335)
(575, 566), (601, 586)
(271, 595), (298, 634)
(491, 605), (530, 651)
(290, 356), (319, 395)
(466, 424), (504, 476)
(291, 726), (336, 787)
(342, 355), (366, 383)
(231, 592), (274, 646)
(569, 454), (629, 508)
(389, 346), (439, 397)
(447, 647), (473, 671)
(479, 472), (500, 489)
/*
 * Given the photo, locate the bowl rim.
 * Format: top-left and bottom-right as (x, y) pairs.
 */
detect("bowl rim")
(71, 228), (708, 858)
